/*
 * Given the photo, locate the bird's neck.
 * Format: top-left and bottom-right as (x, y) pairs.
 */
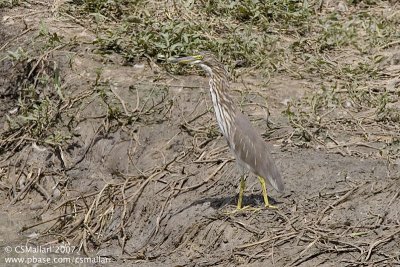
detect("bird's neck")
(208, 73), (236, 138)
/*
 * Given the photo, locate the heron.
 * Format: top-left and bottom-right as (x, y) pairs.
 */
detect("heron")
(169, 51), (284, 210)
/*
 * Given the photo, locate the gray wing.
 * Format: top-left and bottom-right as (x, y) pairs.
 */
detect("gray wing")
(229, 112), (284, 192)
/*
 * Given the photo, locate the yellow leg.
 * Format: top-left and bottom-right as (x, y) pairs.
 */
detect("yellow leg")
(225, 176), (269, 214)
(227, 176), (261, 213)
(257, 176), (277, 209)
(237, 175), (246, 209)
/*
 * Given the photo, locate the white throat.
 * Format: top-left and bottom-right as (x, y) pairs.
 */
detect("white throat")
(199, 63), (213, 76)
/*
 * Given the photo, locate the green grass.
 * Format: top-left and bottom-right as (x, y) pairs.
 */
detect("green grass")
(62, 0), (399, 86)
(65, 0), (316, 69)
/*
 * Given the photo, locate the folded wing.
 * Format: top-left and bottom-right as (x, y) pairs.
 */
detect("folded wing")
(230, 112), (284, 192)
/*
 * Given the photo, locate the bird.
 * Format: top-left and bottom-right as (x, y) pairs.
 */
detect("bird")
(169, 51), (284, 210)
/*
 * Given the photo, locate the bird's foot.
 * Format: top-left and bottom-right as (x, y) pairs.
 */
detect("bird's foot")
(264, 203), (278, 209)
(224, 206), (261, 215)
(224, 204), (277, 215)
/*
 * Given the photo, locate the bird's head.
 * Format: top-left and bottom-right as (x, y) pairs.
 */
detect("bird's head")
(169, 51), (224, 76)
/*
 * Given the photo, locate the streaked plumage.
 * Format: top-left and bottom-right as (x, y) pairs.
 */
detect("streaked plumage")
(169, 51), (284, 209)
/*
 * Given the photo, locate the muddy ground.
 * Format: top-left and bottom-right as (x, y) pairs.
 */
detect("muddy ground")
(1, 1), (400, 267)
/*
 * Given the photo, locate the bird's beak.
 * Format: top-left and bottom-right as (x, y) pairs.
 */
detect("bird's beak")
(168, 55), (202, 65)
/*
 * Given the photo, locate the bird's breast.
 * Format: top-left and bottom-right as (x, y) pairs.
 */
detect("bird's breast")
(209, 85), (232, 138)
